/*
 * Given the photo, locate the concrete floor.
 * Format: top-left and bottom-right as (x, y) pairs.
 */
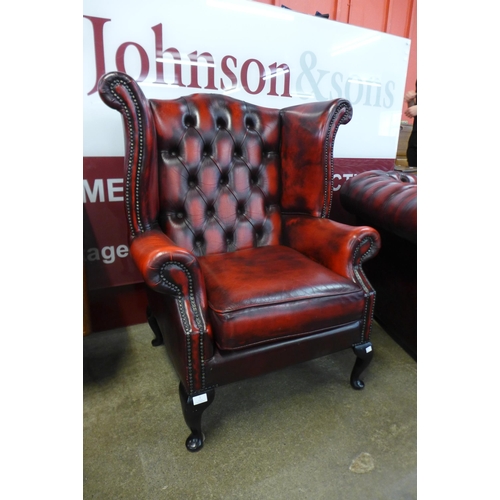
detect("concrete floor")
(83, 321), (416, 499)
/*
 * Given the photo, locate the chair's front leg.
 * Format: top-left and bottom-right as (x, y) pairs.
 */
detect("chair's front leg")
(350, 342), (373, 390)
(178, 382), (215, 452)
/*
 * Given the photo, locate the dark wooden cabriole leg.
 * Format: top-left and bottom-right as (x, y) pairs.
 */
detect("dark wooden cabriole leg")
(178, 382), (215, 452)
(147, 306), (164, 347)
(350, 342), (373, 390)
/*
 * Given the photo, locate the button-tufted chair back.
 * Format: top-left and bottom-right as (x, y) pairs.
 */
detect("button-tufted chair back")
(151, 94), (282, 256)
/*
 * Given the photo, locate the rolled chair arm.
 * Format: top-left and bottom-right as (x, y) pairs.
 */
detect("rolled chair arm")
(283, 215), (381, 282)
(131, 228), (211, 334)
(131, 229), (213, 393)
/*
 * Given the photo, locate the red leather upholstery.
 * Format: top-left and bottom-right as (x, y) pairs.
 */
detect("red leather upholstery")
(199, 245), (365, 350)
(98, 71), (381, 451)
(340, 170), (417, 359)
(151, 94), (282, 256)
(339, 170), (417, 244)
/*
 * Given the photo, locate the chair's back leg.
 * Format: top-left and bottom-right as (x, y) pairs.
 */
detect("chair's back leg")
(147, 306), (164, 347)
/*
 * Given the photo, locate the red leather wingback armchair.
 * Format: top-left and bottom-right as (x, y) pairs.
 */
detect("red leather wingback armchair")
(98, 72), (381, 452)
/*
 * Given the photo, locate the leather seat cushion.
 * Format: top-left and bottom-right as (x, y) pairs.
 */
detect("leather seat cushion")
(198, 245), (365, 350)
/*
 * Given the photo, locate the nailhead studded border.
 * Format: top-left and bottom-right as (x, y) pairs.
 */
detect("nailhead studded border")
(323, 102), (352, 220)
(352, 236), (377, 342)
(160, 261), (206, 393)
(109, 78), (145, 237)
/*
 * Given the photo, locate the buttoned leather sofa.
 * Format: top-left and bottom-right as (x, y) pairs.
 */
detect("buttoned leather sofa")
(340, 170), (417, 359)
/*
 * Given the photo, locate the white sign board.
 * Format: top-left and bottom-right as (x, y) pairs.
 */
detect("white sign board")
(83, 0), (410, 159)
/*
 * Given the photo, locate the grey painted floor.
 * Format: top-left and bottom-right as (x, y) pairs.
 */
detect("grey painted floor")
(83, 321), (416, 499)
